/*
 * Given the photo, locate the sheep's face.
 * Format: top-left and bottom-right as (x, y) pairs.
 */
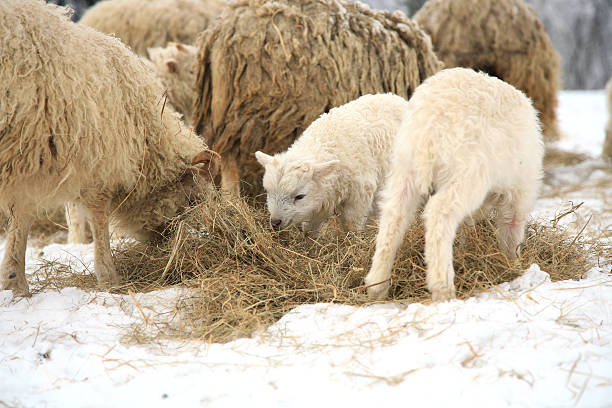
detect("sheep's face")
(255, 151), (338, 231)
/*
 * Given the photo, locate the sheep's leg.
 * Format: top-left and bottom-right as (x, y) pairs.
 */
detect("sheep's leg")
(0, 211), (32, 296)
(365, 177), (421, 300)
(86, 201), (120, 289)
(220, 154), (240, 196)
(495, 188), (537, 260)
(65, 202), (91, 244)
(341, 188), (375, 232)
(423, 183), (488, 302)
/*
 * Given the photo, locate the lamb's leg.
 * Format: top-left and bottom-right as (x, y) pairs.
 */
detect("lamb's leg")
(365, 177), (421, 300)
(0, 211), (32, 296)
(65, 202), (91, 244)
(341, 188), (375, 232)
(86, 201), (120, 289)
(423, 183), (488, 302)
(495, 187), (537, 260)
(220, 154), (240, 196)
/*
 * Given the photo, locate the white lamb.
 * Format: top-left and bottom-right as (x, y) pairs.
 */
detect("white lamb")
(255, 93), (410, 232)
(365, 67), (544, 302)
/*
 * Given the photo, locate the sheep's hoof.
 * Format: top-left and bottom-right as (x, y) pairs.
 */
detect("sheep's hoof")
(0, 272), (31, 297)
(95, 269), (122, 291)
(366, 280), (391, 301)
(431, 287), (456, 302)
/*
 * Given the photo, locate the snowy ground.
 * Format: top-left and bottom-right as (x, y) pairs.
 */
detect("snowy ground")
(1, 90), (611, 408)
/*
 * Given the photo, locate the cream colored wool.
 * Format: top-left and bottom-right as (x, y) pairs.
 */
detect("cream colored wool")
(147, 42), (198, 126)
(365, 68), (544, 302)
(79, 0), (225, 56)
(603, 78), (612, 159)
(193, 0), (443, 197)
(0, 0), (217, 295)
(255, 94), (409, 232)
(414, 0), (562, 142)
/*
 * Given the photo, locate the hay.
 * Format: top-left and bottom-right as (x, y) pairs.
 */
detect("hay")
(193, 0), (442, 196)
(414, 0), (562, 142)
(104, 191), (596, 343)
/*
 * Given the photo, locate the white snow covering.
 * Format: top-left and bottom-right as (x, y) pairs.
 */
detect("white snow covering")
(1, 90), (611, 407)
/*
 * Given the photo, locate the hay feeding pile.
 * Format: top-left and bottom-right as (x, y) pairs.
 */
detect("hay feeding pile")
(105, 192), (596, 343)
(193, 0), (442, 196)
(414, 0), (562, 142)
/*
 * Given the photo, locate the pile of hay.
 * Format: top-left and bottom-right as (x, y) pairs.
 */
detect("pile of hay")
(193, 0), (442, 196)
(414, 0), (562, 142)
(103, 191), (596, 343)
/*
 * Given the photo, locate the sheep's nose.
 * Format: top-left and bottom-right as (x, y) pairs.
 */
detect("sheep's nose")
(270, 219), (282, 230)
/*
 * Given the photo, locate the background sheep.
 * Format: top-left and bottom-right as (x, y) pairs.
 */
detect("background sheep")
(255, 93), (410, 232)
(193, 0), (442, 197)
(414, 0), (562, 142)
(147, 42), (198, 127)
(0, 0), (218, 296)
(79, 0), (225, 56)
(603, 77), (612, 159)
(365, 68), (544, 302)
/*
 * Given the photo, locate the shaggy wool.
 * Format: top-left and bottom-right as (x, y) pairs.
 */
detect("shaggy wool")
(193, 0), (442, 196)
(414, 0), (562, 142)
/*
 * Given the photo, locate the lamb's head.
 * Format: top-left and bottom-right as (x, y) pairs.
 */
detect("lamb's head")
(255, 151), (339, 231)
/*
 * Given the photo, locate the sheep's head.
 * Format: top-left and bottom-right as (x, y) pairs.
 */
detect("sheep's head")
(255, 151), (338, 231)
(113, 149), (220, 242)
(147, 42), (197, 124)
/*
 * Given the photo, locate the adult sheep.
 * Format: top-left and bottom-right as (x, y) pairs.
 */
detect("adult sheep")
(79, 0), (225, 57)
(603, 78), (612, 160)
(365, 68), (544, 302)
(414, 0), (562, 142)
(0, 0), (219, 296)
(255, 93), (409, 232)
(193, 0), (443, 197)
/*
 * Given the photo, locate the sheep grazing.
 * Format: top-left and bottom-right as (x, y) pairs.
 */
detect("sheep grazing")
(364, 68), (544, 302)
(603, 78), (612, 160)
(0, 0), (219, 296)
(147, 42), (198, 127)
(193, 0), (442, 197)
(414, 0), (562, 142)
(255, 94), (410, 232)
(79, 0), (225, 57)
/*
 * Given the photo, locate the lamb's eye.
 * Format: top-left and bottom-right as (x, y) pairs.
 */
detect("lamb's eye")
(294, 194), (305, 201)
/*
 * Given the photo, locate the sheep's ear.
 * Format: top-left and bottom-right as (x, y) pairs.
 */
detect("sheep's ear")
(255, 151), (274, 167)
(192, 149), (221, 185)
(176, 43), (185, 52)
(312, 160), (339, 179)
(166, 60), (178, 73)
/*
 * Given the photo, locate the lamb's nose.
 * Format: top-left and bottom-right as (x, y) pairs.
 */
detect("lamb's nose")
(270, 219), (282, 230)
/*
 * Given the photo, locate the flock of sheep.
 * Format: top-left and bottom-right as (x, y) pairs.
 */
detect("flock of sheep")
(0, 0), (609, 303)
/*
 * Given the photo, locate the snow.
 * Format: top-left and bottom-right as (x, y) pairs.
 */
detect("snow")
(1, 90), (611, 407)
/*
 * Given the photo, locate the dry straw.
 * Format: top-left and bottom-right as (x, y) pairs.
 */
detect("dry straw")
(99, 191), (597, 344)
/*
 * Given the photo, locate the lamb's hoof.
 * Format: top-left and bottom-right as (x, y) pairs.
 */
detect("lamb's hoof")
(1, 272), (31, 297)
(431, 287), (456, 302)
(365, 279), (391, 301)
(95, 270), (122, 292)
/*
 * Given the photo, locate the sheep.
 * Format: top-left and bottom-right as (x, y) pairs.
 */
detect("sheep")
(193, 0), (442, 197)
(603, 77), (612, 160)
(147, 42), (198, 127)
(79, 0), (225, 57)
(64, 42), (199, 244)
(364, 68), (544, 302)
(414, 0), (562, 142)
(0, 0), (219, 296)
(255, 94), (410, 232)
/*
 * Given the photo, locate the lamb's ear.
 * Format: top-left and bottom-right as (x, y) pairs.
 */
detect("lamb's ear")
(191, 149), (221, 186)
(312, 160), (340, 179)
(255, 151), (274, 168)
(175, 43), (185, 52)
(166, 60), (178, 73)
